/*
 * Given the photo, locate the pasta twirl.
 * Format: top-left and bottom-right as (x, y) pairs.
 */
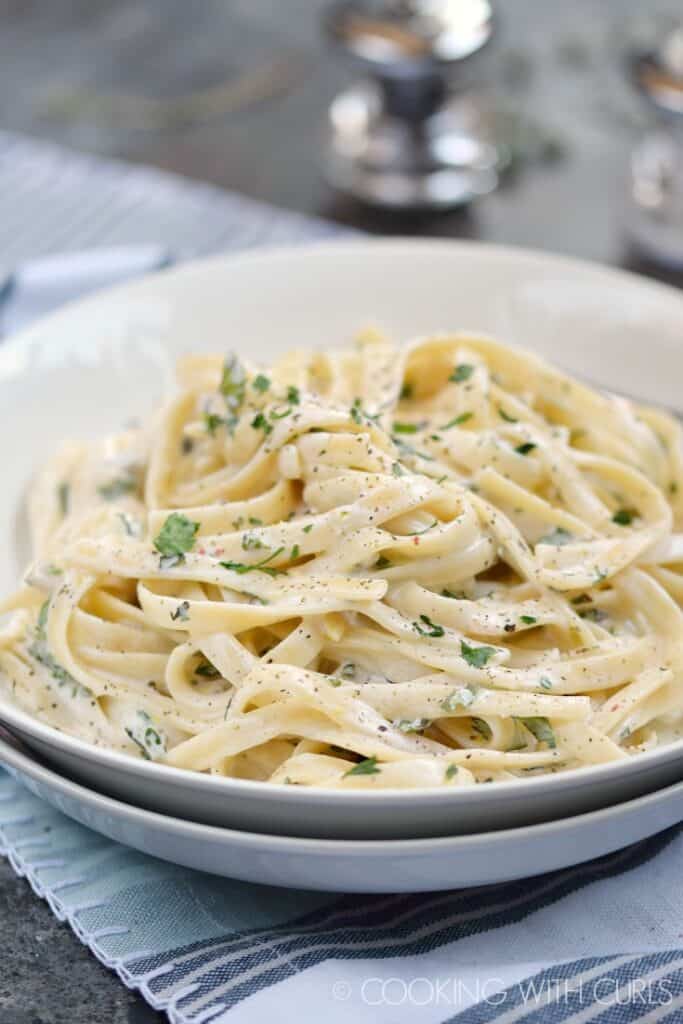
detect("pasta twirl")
(2, 329), (683, 789)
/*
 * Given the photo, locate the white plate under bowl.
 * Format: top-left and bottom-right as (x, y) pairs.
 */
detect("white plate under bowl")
(1, 729), (682, 893)
(2, 239), (683, 840)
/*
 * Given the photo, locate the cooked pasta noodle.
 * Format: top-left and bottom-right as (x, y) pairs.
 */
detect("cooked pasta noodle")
(2, 329), (683, 789)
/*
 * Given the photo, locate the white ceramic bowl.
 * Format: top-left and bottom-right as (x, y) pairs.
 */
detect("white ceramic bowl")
(1, 239), (683, 840)
(1, 728), (682, 892)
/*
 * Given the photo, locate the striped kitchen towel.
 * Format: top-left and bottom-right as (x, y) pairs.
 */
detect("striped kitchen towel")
(0, 130), (683, 1023)
(1, 773), (682, 1023)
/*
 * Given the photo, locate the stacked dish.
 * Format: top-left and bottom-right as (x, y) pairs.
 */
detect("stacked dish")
(0, 240), (682, 893)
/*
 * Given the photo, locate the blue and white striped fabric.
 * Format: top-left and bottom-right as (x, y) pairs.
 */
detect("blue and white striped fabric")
(2, 772), (683, 1023)
(1, 130), (683, 1024)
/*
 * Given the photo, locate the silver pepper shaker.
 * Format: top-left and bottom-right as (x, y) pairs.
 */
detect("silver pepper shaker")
(323, 0), (506, 210)
(626, 23), (683, 268)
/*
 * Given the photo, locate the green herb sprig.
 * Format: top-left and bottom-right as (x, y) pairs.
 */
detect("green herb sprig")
(450, 364), (474, 383)
(344, 756), (381, 777)
(460, 640), (496, 668)
(154, 513), (200, 568)
(514, 716), (556, 749)
(414, 614), (445, 638)
(220, 547), (286, 576)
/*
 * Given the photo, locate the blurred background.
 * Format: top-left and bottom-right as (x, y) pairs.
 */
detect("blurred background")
(1, 0), (683, 281)
(1, 4), (683, 1020)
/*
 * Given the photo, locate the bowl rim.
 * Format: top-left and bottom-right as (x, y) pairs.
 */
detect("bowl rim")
(2, 235), (683, 807)
(3, 235), (683, 367)
(2, 728), (683, 852)
(2, 692), (682, 805)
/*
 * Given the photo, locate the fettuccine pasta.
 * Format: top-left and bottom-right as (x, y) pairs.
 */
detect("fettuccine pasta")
(2, 329), (683, 789)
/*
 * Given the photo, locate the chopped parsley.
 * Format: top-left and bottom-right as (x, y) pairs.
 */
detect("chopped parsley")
(154, 513), (199, 568)
(349, 397), (380, 426)
(498, 407), (518, 422)
(252, 374), (271, 393)
(515, 716), (556, 749)
(344, 756), (380, 777)
(97, 476), (136, 501)
(515, 442), (537, 455)
(28, 601), (89, 698)
(612, 507), (637, 526)
(375, 555), (392, 569)
(441, 412), (472, 428)
(124, 710), (166, 761)
(520, 615), (537, 625)
(441, 588), (466, 599)
(391, 462), (405, 477)
(400, 382), (413, 400)
(220, 354), (246, 413)
(441, 687), (476, 712)
(242, 533), (265, 551)
(392, 421), (420, 434)
(445, 763), (459, 780)
(395, 717), (431, 733)
(460, 640), (496, 668)
(290, 544), (300, 560)
(450, 364), (474, 383)
(220, 547), (286, 576)
(203, 412), (225, 435)
(414, 614), (445, 638)
(286, 385), (300, 405)
(408, 519), (437, 536)
(37, 600), (48, 633)
(538, 526), (573, 546)
(270, 405), (293, 420)
(251, 412), (273, 436)
(302, 523), (314, 534)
